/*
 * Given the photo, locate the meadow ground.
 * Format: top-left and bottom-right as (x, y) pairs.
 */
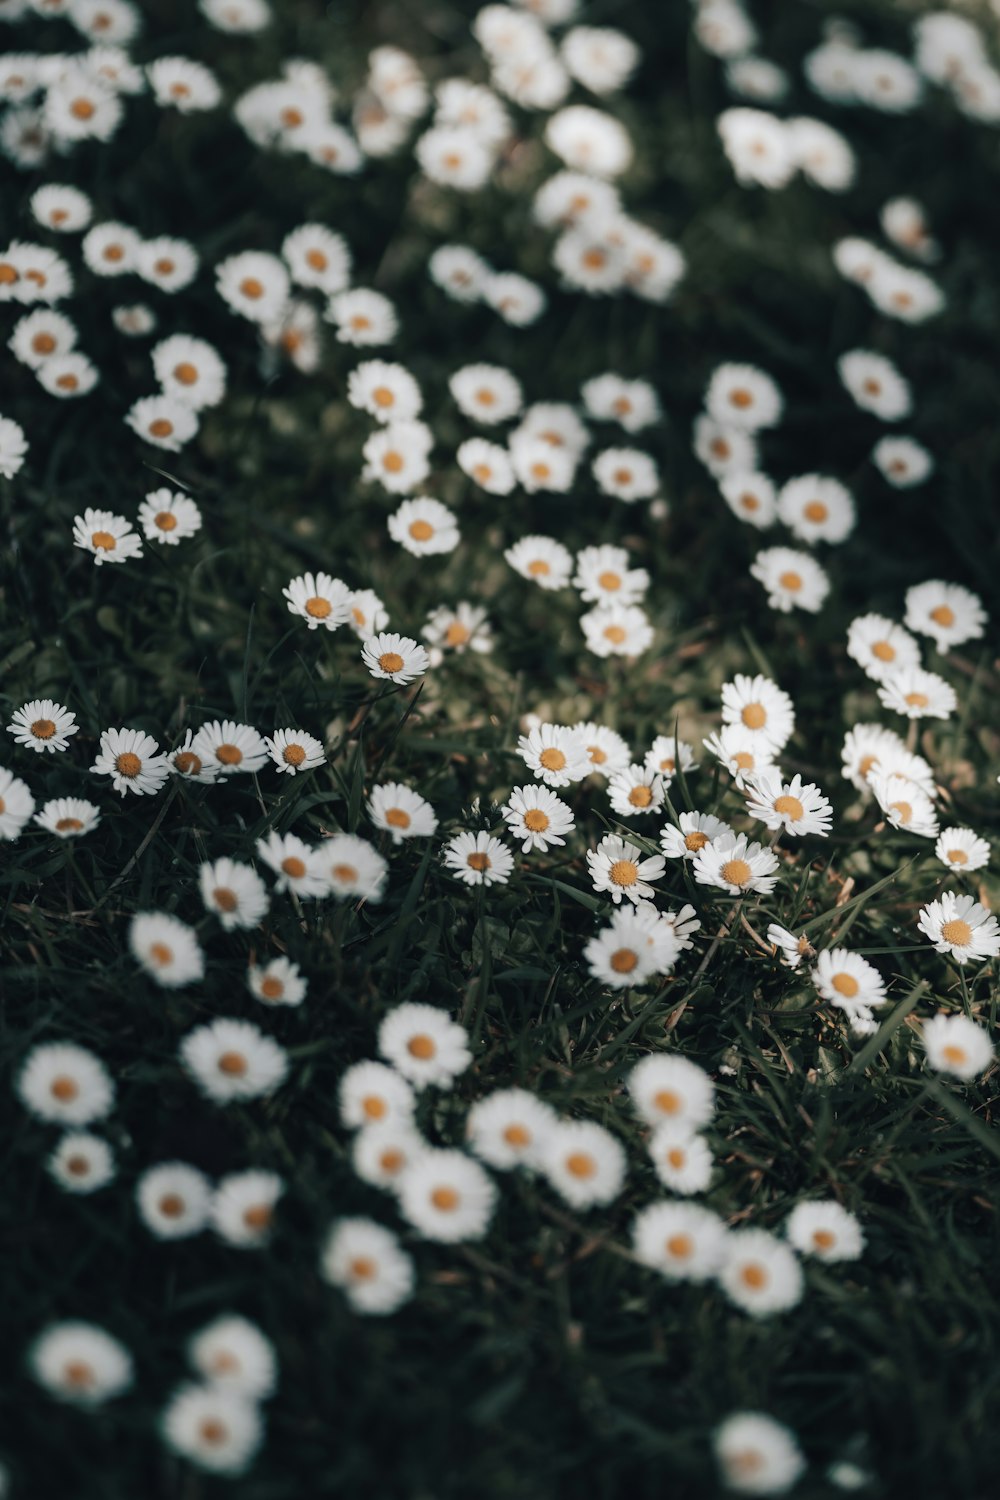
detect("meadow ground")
(1, 1), (1000, 1496)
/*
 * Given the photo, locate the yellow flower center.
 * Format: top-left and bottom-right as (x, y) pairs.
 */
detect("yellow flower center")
(150, 943), (173, 967)
(385, 807), (411, 829)
(408, 520), (434, 542)
(905, 693), (929, 710)
(55, 817), (84, 832)
(941, 919), (972, 947)
(217, 1050), (248, 1075)
(779, 571), (803, 592)
(610, 948), (638, 973)
(213, 888), (239, 913)
(260, 977), (284, 1000)
(155, 511), (177, 531)
(115, 752), (142, 778)
(566, 1152), (596, 1179)
(378, 651), (404, 674)
(503, 1124), (531, 1148)
(407, 1034), (436, 1060)
(305, 596), (331, 618)
(628, 785), (653, 807)
(597, 570), (621, 590)
(527, 558), (551, 577)
(539, 747), (566, 772)
(281, 856), (306, 878)
(685, 831), (708, 852)
(930, 604), (955, 628)
(467, 852), (491, 872)
(942, 1043), (968, 1065)
(51, 1075), (79, 1101)
(240, 276), (264, 299)
(740, 1262), (769, 1290)
(947, 848), (968, 865)
(173, 361), (198, 385)
(603, 625), (627, 645)
(31, 718), (56, 739)
(721, 858), (752, 886)
(215, 743), (243, 765)
(831, 972), (859, 998)
(431, 1186), (459, 1211)
(608, 859), (638, 887)
(665, 1233), (693, 1260)
(91, 530), (116, 551)
(741, 703), (766, 730)
(773, 794), (804, 821)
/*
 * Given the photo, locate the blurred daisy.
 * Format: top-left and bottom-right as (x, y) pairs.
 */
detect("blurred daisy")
(647, 1127), (714, 1195)
(573, 544), (649, 607)
(125, 394), (199, 451)
(37, 353), (98, 399)
(540, 1120), (626, 1208)
(147, 56), (221, 111)
(705, 363), (783, 431)
(720, 471), (777, 528)
(776, 475), (855, 545)
(456, 437), (515, 494)
(368, 782), (437, 844)
(904, 581), (986, 652)
(180, 1019), (289, 1103)
(442, 829), (514, 886)
(30, 183), (92, 233)
(346, 588), (389, 638)
(283, 571), (352, 631)
(429, 243), (491, 302)
(352, 1120), (427, 1192)
(161, 1385), (262, 1475)
(212, 1171), (284, 1247)
(502, 784), (575, 852)
(199, 858), (269, 930)
(922, 1013), (994, 1080)
(136, 238), (200, 293)
(812, 949), (887, 1032)
(721, 674), (794, 748)
(661, 903), (702, 952)
(388, 497), (459, 557)
(30, 1323), (132, 1406)
(189, 1316), (276, 1401)
(608, 763), (665, 818)
(466, 1089), (557, 1171)
(544, 104), (633, 179)
(82, 221), (141, 276)
(216, 250), (289, 322)
(35, 796), (100, 840)
(574, 721), (632, 777)
(91, 727), (169, 796)
(9, 308), (78, 367)
(339, 1060), (415, 1130)
(581, 373), (660, 433)
(73, 507), (142, 565)
(584, 907), (675, 988)
(378, 1003), (471, 1090)
(592, 447), (659, 503)
(450, 363), (522, 424)
(838, 349), (911, 421)
(846, 614), (921, 683)
(751, 546), (830, 612)
(917, 893), (1000, 965)
(398, 1148), (497, 1242)
(265, 727), (325, 775)
(191, 719), (269, 775)
(130, 912), (204, 988)
(713, 1412), (805, 1496)
(423, 602), (492, 660)
(786, 1200), (864, 1262)
(137, 1163), (213, 1240)
(703, 727), (779, 789)
(872, 435), (933, 488)
(138, 489), (202, 545)
(644, 735), (697, 783)
(6, 698), (77, 754)
(47, 1132), (115, 1195)
(877, 667), (956, 721)
(320, 833), (388, 901)
(112, 303), (156, 336)
(0, 415), (28, 478)
(661, 812), (731, 861)
(247, 956), (307, 1008)
(587, 833), (665, 904)
(152, 335), (227, 409)
(628, 1054), (715, 1131)
(693, 832), (779, 895)
(320, 1218), (415, 1315)
(327, 288), (398, 346)
(255, 831), (328, 898)
(767, 924), (814, 970)
(282, 224), (351, 295)
(581, 601), (654, 657)
(869, 771), (938, 839)
(719, 1229), (804, 1316)
(17, 1042), (114, 1126)
(935, 827), (990, 874)
(362, 422), (432, 492)
(632, 1201), (728, 1281)
(348, 360), (422, 423)
(505, 534), (574, 589)
(745, 773), (832, 838)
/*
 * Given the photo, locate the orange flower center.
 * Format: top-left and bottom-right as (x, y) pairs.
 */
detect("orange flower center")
(378, 651), (404, 674)
(720, 858), (752, 886)
(609, 859), (638, 887)
(610, 948), (638, 973)
(941, 919), (972, 947)
(115, 752), (142, 778)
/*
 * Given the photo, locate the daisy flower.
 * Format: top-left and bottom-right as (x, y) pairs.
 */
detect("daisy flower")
(327, 288), (398, 346)
(9, 308), (78, 367)
(644, 735), (698, 784)
(339, 1060), (416, 1130)
(282, 571), (352, 631)
(91, 727), (169, 797)
(180, 1019), (289, 1103)
(502, 784), (575, 853)
(130, 912), (204, 989)
(247, 955), (307, 1008)
(483, 271), (546, 326)
(721, 674), (794, 749)
(30, 184), (93, 234)
(517, 722), (591, 787)
(347, 360), (422, 423)
(112, 304), (156, 336)
(72, 507), (143, 565)
(935, 827), (990, 874)
(367, 782), (438, 845)
(190, 719), (269, 776)
(378, 1003), (471, 1090)
(352, 1120), (427, 1192)
(265, 727), (325, 775)
(509, 436), (578, 495)
(216, 250), (289, 323)
(812, 949), (887, 1031)
(846, 614), (921, 682)
(30, 1323), (133, 1407)
(416, 126), (493, 190)
(587, 833), (665, 905)
(138, 488), (202, 545)
(662, 903), (702, 952)
(514, 402), (590, 456)
(17, 1042), (114, 1126)
(713, 1412), (806, 1496)
(703, 727), (779, 789)
(574, 721), (632, 777)
(449, 363), (522, 424)
(152, 335), (227, 409)
(608, 763), (666, 817)
(466, 1089), (557, 1172)
(592, 447), (660, 503)
(6, 698), (77, 755)
(869, 771), (938, 839)
(693, 831), (780, 895)
(442, 829), (515, 887)
(320, 1218), (415, 1315)
(82, 221), (141, 277)
(647, 1127), (714, 1195)
(161, 1385), (262, 1475)
(744, 773), (832, 838)
(539, 1120), (627, 1209)
(398, 1149), (498, 1242)
(661, 811), (732, 861)
(346, 588), (389, 638)
(361, 632), (430, 685)
(544, 104), (633, 179)
(922, 1013), (994, 1080)
(125, 394), (199, 451)
(387, 497), (460, 557)
(45, 72), (123, 144)
(199, 857), (269, 930)
(581, 373), (661, 433)
(281, 224), (351, 295)
(904, 580), (987, 652)
(362, 423), (432, 492)
(631, 1201), (729, 1281)
(840, 723), (933, 795)
(456, 437), (516, 494)
(717, 106), (795, 188)
(47, 1132), (115, 1195)
(694, 415), (758, 477)
(189, 1316), (277, 1402)
(423, 602), (492, 660)
(38, 353), (99, 399)
(718, 1229), (804, 1317)
(137, 1163), (213, 1240)
(767, 924), (814, 970)
(573, 544), (650, 606)
(581, 601), (654, 657)
(705, 363), (783, 431)
(428, 243), (492, 302)
(776, 475), (856, 545)
(750, 546), (831, 613)
(320, 833), (389, 902)
(917, 893), (1000, 966)
(211, 1171), (284, 1247)
(872, 435), (933, 488)
(628, 1054), (715, 1131)
(254, 830), (327, 898)
(786, 1200), (865, 1263)
(561, 25), (639, 94)
(583, 908), (677, 988)
(838, 349), (912, 421)
(167, 730), (218, 782)
(147, 56), (222, 111)
(877, 667), (956, 721)
(504, 534), (574, 590)
(0, 414), (28, 478)
(34, 796), (99, 842)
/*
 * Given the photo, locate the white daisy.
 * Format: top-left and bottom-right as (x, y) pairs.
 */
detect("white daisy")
(368, 782), (438, 844)
(37, 352), (99, 400)
(573, 721), (632, 777)
(361, 631), (430, 685)
(137, 1163), (213, 1240)
(869, 771), (939, 839)
(628, 1055), (715, 1131)
(423, 602), (492, 660)
(247, 955), (307, 1008)
(581, 601), (654, 658)
(661, 812), (732, 861)
(91, 727), (169, 797)
(265, 727), (325, 775)
(125, 394), (199, 451)
(378, 1003), (471, 1090)
(466, 1089), (557, 1171)
(921, 1013), (994, 1080)
(338, 1060), (416, 1130)
(282, 571), (352, 631)
(320, 1217), (415, 1315)
(151, 334), (227, 409)
(786, 1200), (865, 1262)
(17, 1042), (114, 1126)
(456, 437), (516, 494)
(872, 435), (933, 488)
(180, 1019), (290, 1103)
(573, 544), (649, 606)
(587, 833), (665, 905)
(501, 784), (575, 853)
(607, 763), (666, 818)
(904, 581), (987, 652)
(504, 534), (574, 590)
(281, 224), (351, 295)
(592, 446), (660, 503)
(161, 1384), (262, 1475)
(129, 912), (204, 988)
(190, 719), (269, 775)
(320, 833), (389, 902)
(215, 250), (289, 323)
(744, 773), (832, 838)
(539, 1119), (627, 1208)
(398, 1149), (498, 1242)
(917, 893), (1000, 966)
(705, 363), (783, 431)
(877, 667), (957, 721)
(647, 1127), (714, 1196)
(346, 588), (389, 638)
(211, 1170), (284, 1247)
(766, 924), (814, 970)
(30, 183), (93, 233)
(812, 949), (887, 1031)
(327, 288), (398, 346)
(347, 359), (422, 423)
(631, 1201), (729, 1281)
(362, 423), (433, 495)
(776, 475), (856, 545)
(703, 727), (779, 789)
(147, 56), (222, 111)
(713, 1412), (806, 1496)
(693, 832), (780, 895)
(750, 546), (831, 612)
(0, 414), (28, 478)
(352, 1120), (427, 1192)
(838, 348), (911, 421)
(189, 1316), (277, 1401)
(137, 489), (202, 545)
(721, 674), (794, 749)
(30, 1323), (133, 1406)
(643, 735), (698, 784)
(35, 796), (100, 840)
(72, 507), (143, 565)
(47, 1132), (115, 1195)
(82, 221), (141, 276)
(9, 308), (78, 367)
(584, 907), (678, 988)
(442, 829), (515, 887)
(387, 497), (460, 557)
(718, 1229), (804, 1316)
(935, 827), (990, 874)
(6, 698), (77, 754)
(581, 373), (661, 433)
(517, 722), (591, 787)
(254, 831), (328, 898)
(846, 614), (921, 683)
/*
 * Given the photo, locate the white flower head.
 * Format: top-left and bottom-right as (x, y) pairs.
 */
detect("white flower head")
(540, 1119), (627, 1208)
(719, 1229), (804, 1317)
(130, 912), (204, 989)
(917, 893), (1000, 966)
(377, 1003), (471, 1090)
(921, 1013), (994, 1080)
(398, 1148), (498, 1242)
(750, 546), (831, 612)
(466, 1088), (557, 1172)
(180, 1019), (289, 1103)
(320, 1217), (415, 1314)
(786, 1200), (865, 1262)
(632, 1201), (729, 1281)
(693, 831), (780, 895)
(137, 1162), (213, 1240)
(587, 833), (665, 905)
(714, 1411), (806, 1495)
(161, 1384), (263, 1475)
(30, 1323), (133, 1406)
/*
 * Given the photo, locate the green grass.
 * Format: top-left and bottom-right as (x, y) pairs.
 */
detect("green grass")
(2, 0), (1000, 1495)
